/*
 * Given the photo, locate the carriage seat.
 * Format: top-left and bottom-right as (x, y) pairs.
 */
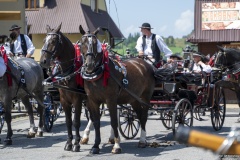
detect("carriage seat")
(175, 73), (202, 86)
(154, 67), (175, 82)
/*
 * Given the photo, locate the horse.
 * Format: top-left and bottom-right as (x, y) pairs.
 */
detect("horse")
(39, 23), (93, 152)
(0, 47), (45, 145)
(214, 46), (240, 121)
(79, 25), (156, 154)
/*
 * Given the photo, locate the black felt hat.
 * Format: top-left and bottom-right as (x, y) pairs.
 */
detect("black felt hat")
(193, 52), (204, 58)
(170, 54), (183, 60)
(9, 24), (21, 31)
(139, 23), (153, 29)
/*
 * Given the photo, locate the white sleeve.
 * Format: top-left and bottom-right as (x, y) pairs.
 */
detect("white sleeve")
(135, 36), (143, 52)
(155, 35), (173, 58)
(4, 42), (11, 55)
(202, 64), (212, 73)
(24, 35), (35, 55)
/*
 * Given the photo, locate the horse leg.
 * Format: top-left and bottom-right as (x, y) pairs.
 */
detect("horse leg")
(107, 101), (121, 154)
(21, 96), (36, 138)
(34, 93), (44, 137)
(233, 84), (240, 122)
(132, 101), (148, 148)
(88, 101), (101, 154)
(80, 119), (93, 144)
(72, 100), (82, 152)
(108, 127), (115, 144)
(4, 101), (13, 145)
(63, 103), (73, 151)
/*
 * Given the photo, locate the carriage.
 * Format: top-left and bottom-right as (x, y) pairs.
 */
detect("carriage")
(116, 50), (226, 139)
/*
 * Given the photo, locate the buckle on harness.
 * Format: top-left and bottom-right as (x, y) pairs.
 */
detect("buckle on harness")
(21, 78), (25, 83)
(122, 78), (128, 85)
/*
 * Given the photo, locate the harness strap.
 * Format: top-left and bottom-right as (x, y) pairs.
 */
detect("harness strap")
(109, 70), (151, 108)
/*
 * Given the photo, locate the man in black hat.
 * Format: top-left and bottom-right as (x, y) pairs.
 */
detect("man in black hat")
(6, 24), (35, 58)
(135, 22), (173, 66)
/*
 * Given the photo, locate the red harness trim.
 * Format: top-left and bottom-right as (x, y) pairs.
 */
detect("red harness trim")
(1, 46), (12, 86)
(102, 43), (110, 87)
(74, 44), (84, 87)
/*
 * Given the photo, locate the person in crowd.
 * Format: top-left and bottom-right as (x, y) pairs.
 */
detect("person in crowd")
(192, 52), (212, 73)
(6, 24), (35, 58)
(135, 23), (173, 66)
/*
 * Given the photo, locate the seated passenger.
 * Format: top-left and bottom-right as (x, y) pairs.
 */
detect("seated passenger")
(162, 54), (183, 69)
(192, 52), (212, 74)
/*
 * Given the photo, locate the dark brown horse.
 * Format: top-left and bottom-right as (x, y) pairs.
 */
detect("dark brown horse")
(40, 23), (87, 152)
(79, 25), (156, 154)
(214, 46), (240, 122)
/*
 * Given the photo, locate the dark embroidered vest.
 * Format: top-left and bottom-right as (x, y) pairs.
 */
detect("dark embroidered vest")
(10, 34), (27, 56)
(142, 34), (161, 62)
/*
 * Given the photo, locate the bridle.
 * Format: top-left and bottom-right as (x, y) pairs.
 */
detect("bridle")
(80, 34), (103, 73)
(214, 51), (227, 70)
(41, 32), (62, 62)
(80, 33), (105, 81)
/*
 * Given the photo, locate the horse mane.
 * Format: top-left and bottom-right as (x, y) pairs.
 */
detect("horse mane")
(59, 31), (74, 49)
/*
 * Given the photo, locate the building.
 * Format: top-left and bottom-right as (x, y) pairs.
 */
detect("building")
(188, 0), (240, 55)
(188, 0), (240, 103)
(0, 0), (124, 61)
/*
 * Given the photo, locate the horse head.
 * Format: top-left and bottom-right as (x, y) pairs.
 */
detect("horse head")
(79, 25), (101, 74)
(40, 23), (63, 69)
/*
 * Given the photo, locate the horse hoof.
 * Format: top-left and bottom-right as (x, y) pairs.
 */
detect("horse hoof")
(108, 138), (115, 144)
(80, 137), (88, 144)
(64, 143), (73, 151)
(72, 144), (80, 152)
(4, 138), (12, 145)
(111, 148), (122, 154)
(89, 147), (100, 154)
(27, 132), (36, 138)
(35, 131), (43, 137)
(138, 142), (147, 148)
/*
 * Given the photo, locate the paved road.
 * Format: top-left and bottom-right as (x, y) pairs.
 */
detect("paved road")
(0, 106), (239, 160)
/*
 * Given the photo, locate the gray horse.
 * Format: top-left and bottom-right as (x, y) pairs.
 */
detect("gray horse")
(0, 57), (45, 145)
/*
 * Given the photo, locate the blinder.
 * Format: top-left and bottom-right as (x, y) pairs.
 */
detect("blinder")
(80, 34), (99, 58)
(41, 32), (62, 61)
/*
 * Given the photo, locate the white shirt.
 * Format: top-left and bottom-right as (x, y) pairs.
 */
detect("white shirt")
(135, 34), (173, 59)
(192, 63), (212, 73)
(6, 34), (35, 55)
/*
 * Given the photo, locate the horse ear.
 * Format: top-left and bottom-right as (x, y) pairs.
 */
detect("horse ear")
(93, 27), (100, 35)
(217, 45), (224, 52)
(55, 23), (62, 33)
(79, 25), (85, 35)
(46, 25), (51, 33)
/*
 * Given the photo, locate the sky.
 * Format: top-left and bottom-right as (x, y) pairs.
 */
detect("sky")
(106, 0), (195, 38)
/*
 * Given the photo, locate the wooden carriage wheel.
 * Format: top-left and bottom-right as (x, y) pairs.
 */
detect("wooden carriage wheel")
(172, 98), (193, 135)
(117, 104), (140, 139)
(211, 87), (226, 131)
(43, 92), (54, 132)
(161, 109), (173, 129)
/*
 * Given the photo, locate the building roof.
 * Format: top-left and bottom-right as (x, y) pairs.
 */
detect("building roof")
(188, 0), (240, 43)
(25, 0), (124, 39)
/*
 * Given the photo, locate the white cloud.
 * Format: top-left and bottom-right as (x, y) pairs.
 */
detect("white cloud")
(158, 25), (167, 33)
(123, 25), (140, 38)
(175, 10), (194, 33)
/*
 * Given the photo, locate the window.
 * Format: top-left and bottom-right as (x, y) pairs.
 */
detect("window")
(90, 0), (98, 12)
(25, 0), (39, 9)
